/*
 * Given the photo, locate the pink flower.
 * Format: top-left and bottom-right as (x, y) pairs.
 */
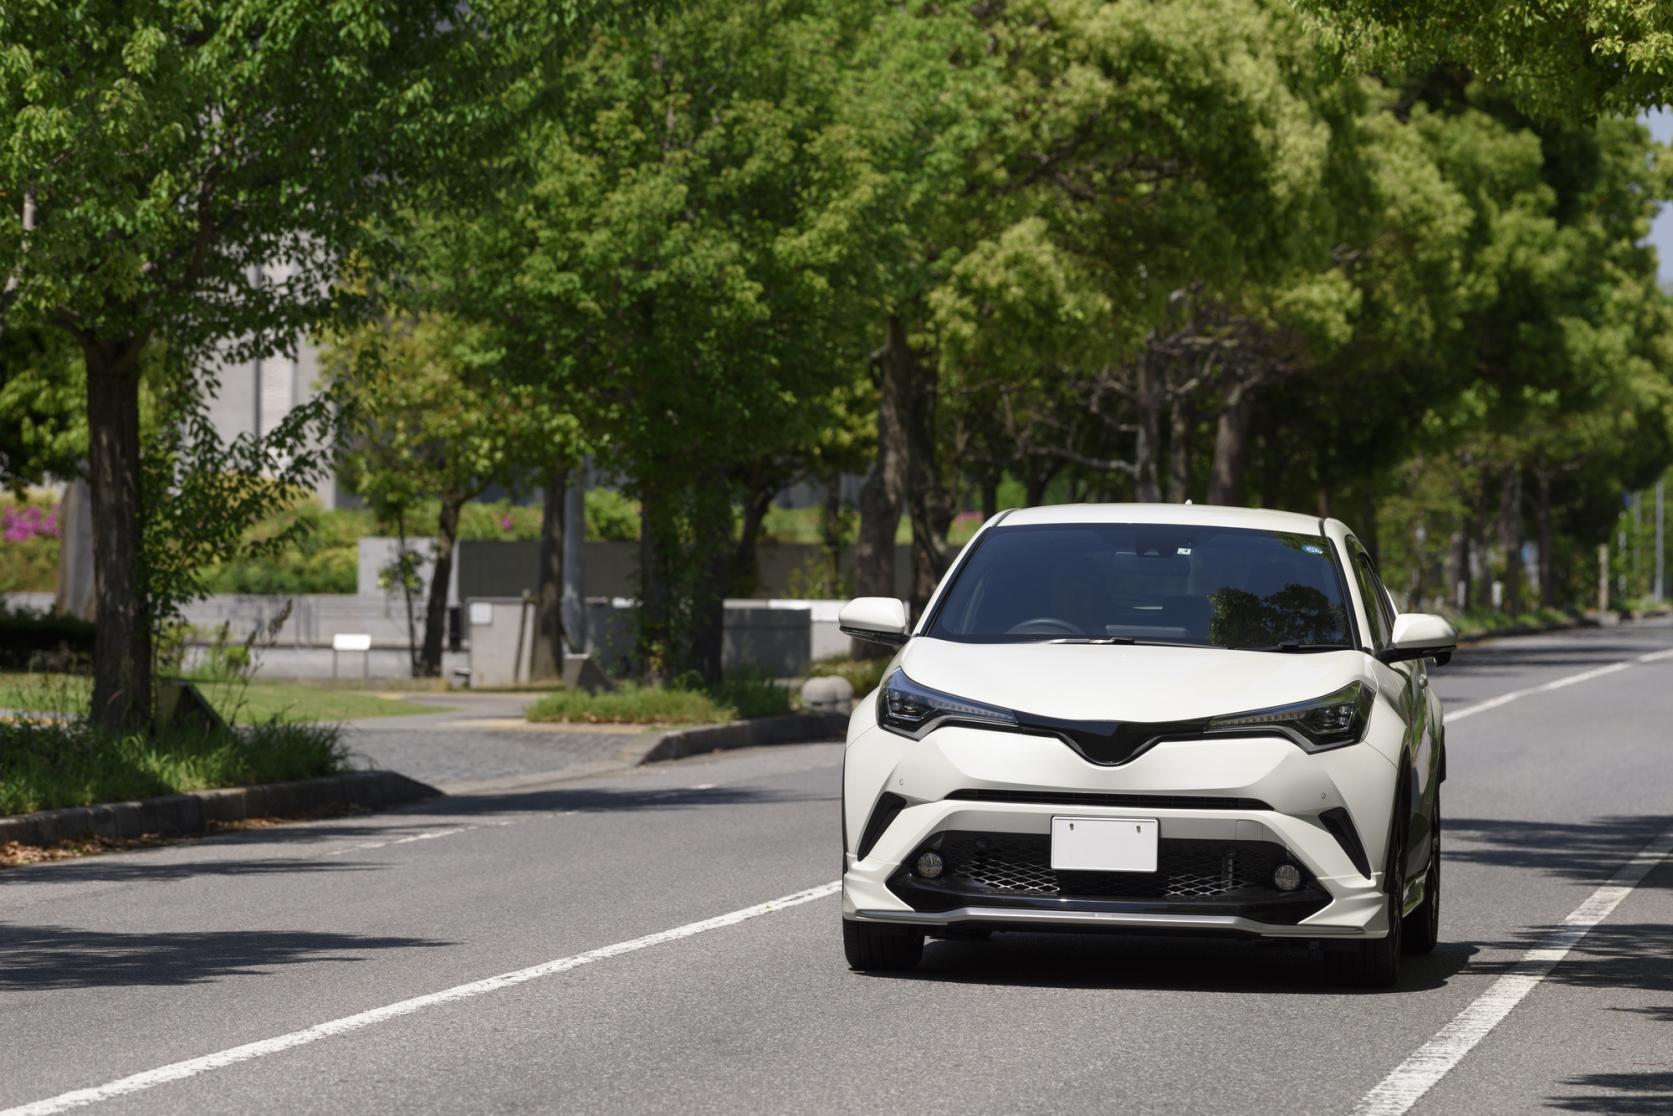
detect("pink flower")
(500, 514), (514, 530)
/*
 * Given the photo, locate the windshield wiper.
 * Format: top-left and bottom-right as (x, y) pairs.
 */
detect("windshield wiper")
(1047, 636), (1139, 645)
(1229, 642), (1353, 653)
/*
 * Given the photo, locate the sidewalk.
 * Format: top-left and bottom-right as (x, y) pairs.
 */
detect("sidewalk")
(339, 691), (668, 789)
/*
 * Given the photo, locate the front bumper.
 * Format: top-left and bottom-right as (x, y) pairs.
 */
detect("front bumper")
(842, 719), (1401, 940)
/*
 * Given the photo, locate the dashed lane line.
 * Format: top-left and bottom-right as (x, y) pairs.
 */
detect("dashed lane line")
(1351, 826), (1673, 1115)
(0, 881), (841, 1116)
(1444, 646), (1673, 723)
(1352, 642), (1673, 1115)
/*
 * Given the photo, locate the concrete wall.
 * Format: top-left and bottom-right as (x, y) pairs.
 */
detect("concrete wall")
(465, 597), (816, 686)
(357, 538), (919, 603)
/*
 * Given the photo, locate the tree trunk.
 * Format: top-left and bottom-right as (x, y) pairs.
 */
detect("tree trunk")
(732, 485), (773, 598)
(819, 472), (846, 595)
(1165, 399), (1191, 503)
(418, 494), (463, 678)
(85, 338), (151, 735)
(638, 490), (671, 681)
(1359, 490), (1380, 569)
(980, 473), (999, 521)
(906, 335), (952, 618)
(1535, 467), (1555, 607)
(688, 486), (732, 685)
(852, 315), (912, 656)
(1498, 465), (1524, 616)
(530, 470), (567, 680)
(1133, 358), (1162, 502)
(1206, 381), (1253, 506)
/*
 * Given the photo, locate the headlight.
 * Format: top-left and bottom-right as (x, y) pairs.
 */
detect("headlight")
(877, 669), (1017, 739)
(1204, 681), (1375, 751)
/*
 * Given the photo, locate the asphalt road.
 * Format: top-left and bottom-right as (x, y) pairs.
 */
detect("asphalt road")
(3, 623), (1670, 1115)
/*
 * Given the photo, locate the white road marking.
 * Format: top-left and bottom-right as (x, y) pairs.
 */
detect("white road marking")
(1351, 825), (1673, 1115)
(0, 881), (841, 1116)
(1445, 647), (1673, 723)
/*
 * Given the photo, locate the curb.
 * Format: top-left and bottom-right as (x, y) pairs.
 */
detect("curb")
(641, 711), (849, 765)
(0, 769), (439, 850)
(1455, 617), (1595, 645)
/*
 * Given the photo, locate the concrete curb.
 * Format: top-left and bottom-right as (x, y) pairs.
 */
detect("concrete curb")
(0, 770), (439, 849)
(641, 711), (849, 765)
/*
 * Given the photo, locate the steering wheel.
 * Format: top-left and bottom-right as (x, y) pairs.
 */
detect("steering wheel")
(1006, 617), (1087, 638)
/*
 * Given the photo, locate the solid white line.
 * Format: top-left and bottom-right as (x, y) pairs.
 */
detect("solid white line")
(0, 881), (840, 1116)
(1445, 646), (1673, 723)
(1351, 825), (1673, 1115)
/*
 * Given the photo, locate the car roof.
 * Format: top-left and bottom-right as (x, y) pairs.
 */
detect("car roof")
(997, 503), (1330, 536)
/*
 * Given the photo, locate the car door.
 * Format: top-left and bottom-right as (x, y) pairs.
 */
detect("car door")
(1344, 537), (1432, 888)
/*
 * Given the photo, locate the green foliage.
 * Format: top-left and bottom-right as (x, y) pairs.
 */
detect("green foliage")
(1297, 1), (1673, 116)
(0, 328), (84, 493)
(524, 674), (791, 724)
(0, 672), (445, 725)
(0, 716), (347, 816)
(806, 655), (888, 698)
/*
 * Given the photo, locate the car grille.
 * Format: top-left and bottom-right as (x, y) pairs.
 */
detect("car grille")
(931, 831), (1300, 902)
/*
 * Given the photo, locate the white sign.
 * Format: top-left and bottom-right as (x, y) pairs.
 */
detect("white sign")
(469, 602), (494, 626)
(332, 633), (372, 652)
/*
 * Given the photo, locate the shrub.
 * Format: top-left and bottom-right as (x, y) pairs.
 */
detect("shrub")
(806, 655), (889, 697)
(525, 672), (791, 724)
(0, 716), (347, 816)
(0, 605), (95, 672)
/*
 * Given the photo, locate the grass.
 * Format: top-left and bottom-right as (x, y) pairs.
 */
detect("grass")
(0, 673), (446, 725)
(525, 674), (792, 725)
(1449, 606), (1577, 640)
(0, 717), (347, 816)
(806, 655), (890, 697)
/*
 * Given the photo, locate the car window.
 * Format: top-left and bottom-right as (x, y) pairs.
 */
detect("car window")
(927, 522), (1353, 648)
(1346, 539), (1391, 649)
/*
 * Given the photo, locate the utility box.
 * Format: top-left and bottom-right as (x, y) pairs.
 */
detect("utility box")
(464, 597), (536, 687)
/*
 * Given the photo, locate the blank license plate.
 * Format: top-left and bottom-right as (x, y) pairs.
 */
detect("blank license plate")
(1051, 817), (1159, 872)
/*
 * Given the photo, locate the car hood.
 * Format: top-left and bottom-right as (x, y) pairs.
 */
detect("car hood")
(895, 637), (1367, 724)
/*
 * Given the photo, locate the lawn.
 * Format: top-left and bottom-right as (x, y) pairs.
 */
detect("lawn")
(525, 675), (792, 725)
(0, 673), (447, 725)
(0, 718), (347, 816)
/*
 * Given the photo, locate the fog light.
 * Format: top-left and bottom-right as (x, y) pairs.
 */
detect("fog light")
(915, 851), (945, 879)
(1273, 863), (1301, 892)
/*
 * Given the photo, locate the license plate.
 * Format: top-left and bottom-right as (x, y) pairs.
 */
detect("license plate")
(1051, 816), (1159, 872)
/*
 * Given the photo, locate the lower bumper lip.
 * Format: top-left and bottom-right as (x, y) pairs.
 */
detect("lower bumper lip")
(850, 907), (1368, 938)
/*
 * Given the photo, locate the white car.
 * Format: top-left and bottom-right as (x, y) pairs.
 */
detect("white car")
(839, 504), (1454, 986)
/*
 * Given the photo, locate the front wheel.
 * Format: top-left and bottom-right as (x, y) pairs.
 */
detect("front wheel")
(1403, 799), (1440, 955)
(842, 920), (923, 972)
(1327, 804), (1407, 988)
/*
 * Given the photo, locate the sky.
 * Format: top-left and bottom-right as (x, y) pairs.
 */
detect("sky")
(1644, 108), (1673, 288)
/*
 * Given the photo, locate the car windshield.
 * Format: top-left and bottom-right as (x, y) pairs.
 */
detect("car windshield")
(927, 522), (1354, 649)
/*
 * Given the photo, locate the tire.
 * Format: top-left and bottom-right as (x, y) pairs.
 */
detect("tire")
(930, 927), (993, 942)
(1403, 798), (1440, 955)
(1327, 798), (1407, 988)
(843, 920), (924, 972)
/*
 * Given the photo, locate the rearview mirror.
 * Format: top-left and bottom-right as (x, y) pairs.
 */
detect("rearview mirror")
(839, 597), (910, 648)
(1380, 613), (1458, 665)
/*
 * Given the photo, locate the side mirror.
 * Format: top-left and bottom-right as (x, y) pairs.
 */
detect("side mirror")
(1380, 613), (1458, 665)
(839, 596), (910, 648)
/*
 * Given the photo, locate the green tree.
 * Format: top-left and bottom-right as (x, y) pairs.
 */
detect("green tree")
(1297, 1), (1673, 116)
(328, 313), (576, 677)
(0, 0), (579, 731)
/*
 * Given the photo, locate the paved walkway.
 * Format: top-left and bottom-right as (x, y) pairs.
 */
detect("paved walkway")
(339, 692), (662, 790)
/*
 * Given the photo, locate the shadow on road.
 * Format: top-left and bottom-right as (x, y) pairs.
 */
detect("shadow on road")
(1546, 1071), (1673, 1114)
(433, 784), (834, 819)
(0, 856), (378, 888)
(0, 923), (447, 989)
(872, 934), (1477, 995)
(1470, 918), (1673, 999)
(1445, 815), (1672, 890)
